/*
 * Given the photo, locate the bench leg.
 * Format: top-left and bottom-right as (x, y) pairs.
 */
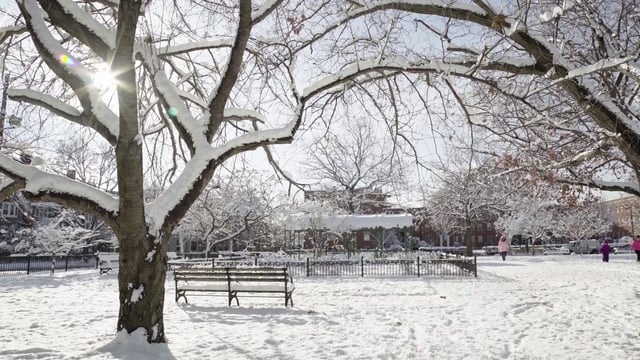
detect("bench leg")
(286, 292), (293, 307)
(175, 290), (188, 303)
(228, 291), (239, 306)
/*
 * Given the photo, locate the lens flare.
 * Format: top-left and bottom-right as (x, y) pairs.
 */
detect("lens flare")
(57, 53), (77, 67)
(92, 69), (116, 88)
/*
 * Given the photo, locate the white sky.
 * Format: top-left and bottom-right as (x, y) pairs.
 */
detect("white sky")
(601, 190), (633, 202)
(1, 252), (639, 359)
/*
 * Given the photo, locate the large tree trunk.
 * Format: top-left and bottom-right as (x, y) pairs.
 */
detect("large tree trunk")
(117, 231), (169, 342)
(112, 0), (168, 343)
(465, 220), (473, 257)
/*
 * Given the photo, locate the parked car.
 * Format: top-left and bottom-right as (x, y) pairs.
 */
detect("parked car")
(543, 246), (571, 255)
(567, 239), (602, 254)
(387, 244), (405, 252)
(418, 246), (466, 256)
(616, 236), (633, 244)
(482, 246), (499, 256)
(606, 237), (631, 253)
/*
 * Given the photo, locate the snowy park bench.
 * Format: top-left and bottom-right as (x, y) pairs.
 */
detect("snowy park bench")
(97, 253), (119, 275)
(173, 267), (295, 307)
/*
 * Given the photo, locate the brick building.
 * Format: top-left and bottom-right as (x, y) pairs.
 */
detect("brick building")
(599, 195), (640, 238)
(295, 190), (499, 250)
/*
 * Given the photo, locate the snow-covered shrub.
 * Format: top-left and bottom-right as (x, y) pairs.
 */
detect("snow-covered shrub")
(0, 241), (13, 256)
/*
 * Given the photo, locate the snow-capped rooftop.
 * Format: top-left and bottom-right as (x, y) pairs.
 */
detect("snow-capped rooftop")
(285, 213), (414, 231)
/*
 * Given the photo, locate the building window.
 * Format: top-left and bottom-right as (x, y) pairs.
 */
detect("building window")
(31, 207), (48, 220)
(1, 202), (17, 218)
(46, 208), (58, 218)
(294, 232), (304, 249)
(363, 231), (371, 242)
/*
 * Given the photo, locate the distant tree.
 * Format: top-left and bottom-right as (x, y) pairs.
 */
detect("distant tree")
(560, 202), (612, 244)
(175, 170), (282, 257)
(382, 229), (402, 248)
(495, 197), (561, 255)
(304, 118), (406, 214)
(428, 157), (513, 256)
(51, 131), (117, 192)
(11, 207), (113, 254)
(426, 188), (462, 248)
(286, 200), (349, 257)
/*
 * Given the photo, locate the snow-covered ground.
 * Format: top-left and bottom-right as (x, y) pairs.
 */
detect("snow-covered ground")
(1, 254), (639, 359)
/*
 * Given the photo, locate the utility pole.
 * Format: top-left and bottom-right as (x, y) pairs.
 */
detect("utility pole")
(630, 205), (635, 236)
(0, 73), (9, 146)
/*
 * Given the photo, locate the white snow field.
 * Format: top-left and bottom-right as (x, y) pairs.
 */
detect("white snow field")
(1, 254), (639, 359)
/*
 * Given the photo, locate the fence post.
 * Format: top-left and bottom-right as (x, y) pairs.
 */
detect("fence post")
(51, 257), (56, 274)
(417, 255), (420, 277)
(306, 257), (309, 277)
(65, 256), (69, 272)
(360, 256), (364, 277)
(474, 256), (477, 278)
(27, 255), (31, 275)
(96, 255), (99, 269)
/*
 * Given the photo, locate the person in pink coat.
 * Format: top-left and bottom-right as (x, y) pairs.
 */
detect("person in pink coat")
(631, 235), (640, 262)
(498, 235), (510, 261)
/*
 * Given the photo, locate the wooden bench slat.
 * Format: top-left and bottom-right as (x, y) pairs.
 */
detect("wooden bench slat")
(232, 284), (294, 292)
(229, 277), (286, 281)
(179, 284), (229, 291)
(175, 276), (227, 280)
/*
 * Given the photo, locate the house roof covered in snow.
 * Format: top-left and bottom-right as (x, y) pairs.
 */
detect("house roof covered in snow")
(285, 213), (413, 231)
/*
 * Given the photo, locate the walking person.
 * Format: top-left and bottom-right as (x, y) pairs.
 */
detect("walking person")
(631, 235), (640, 262)
(600, 240), (613, 262)
(498, 235), (510, 261)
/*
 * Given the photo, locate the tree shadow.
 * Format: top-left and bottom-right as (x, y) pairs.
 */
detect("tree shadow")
(176, 302), (334, 326)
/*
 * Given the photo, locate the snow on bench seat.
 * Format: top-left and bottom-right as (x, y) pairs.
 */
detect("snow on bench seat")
(174, 267), (294, 306)
(178, 284), (230, 291)
(98, 253), (119, 275)
(231, 283), (293, 292)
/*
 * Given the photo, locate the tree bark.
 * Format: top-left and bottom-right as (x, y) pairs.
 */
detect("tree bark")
(117, 231), (169, 343)
(465, 224), (473, 257)
(111, 0), (169, 343)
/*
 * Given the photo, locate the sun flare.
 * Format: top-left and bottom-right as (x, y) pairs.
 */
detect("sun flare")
(92, 66), (117, 89)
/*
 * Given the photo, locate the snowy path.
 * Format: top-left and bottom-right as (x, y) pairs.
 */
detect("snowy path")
(0, 254), (639, 359)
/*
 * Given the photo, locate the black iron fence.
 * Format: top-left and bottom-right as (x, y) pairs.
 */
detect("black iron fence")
(170, 255), (477, 278)
(0, 255), (98, 275)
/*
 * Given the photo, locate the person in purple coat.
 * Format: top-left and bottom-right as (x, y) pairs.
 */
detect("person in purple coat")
(600, 241), (613, 262)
